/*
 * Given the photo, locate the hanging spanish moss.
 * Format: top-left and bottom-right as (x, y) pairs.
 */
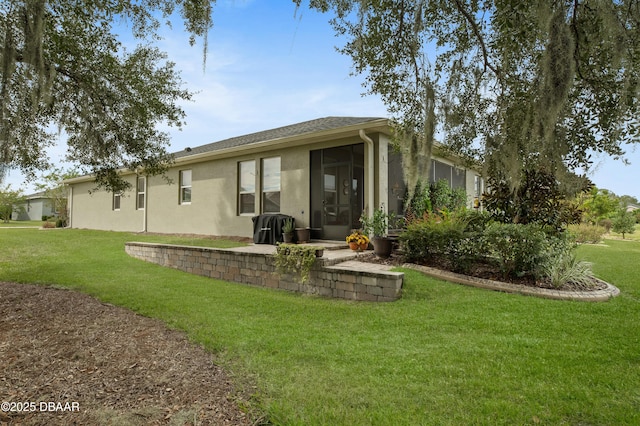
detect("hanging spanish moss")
(0, 0), (213, 190)
(485, 3), (578, 195)
(398, 79), (436, 205)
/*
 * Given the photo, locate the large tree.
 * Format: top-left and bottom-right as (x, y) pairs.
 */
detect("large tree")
(0, 0), (214, 192)
(0, 184), (25, 222)
(302, 0), (640, 202)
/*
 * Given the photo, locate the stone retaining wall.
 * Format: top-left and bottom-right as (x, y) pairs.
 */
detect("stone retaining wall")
(125, 242), (403, 302)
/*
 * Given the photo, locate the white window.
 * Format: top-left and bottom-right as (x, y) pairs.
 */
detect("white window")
(238, 160), (255, 215)
(180, 170), (192, 204)
(136, 176), (146, 210)
(261, 157), (281, 213)
(113, 193), (121, 211)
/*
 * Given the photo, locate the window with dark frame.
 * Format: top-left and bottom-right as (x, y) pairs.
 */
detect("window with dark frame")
(136, 176), (146, 210)
(113, 192), (121, 211)
(261, 157), (281, 213)
(238, 160), (255, 215)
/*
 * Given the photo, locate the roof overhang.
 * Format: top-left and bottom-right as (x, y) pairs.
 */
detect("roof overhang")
(64, 118), (391, 186)
(174, 117), (390, 167)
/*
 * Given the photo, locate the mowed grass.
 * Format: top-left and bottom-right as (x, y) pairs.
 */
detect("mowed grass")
(1, 229), (639, 425)
(0, 220), (42, 227)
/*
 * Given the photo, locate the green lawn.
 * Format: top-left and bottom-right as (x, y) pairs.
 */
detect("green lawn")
(1, 229), (639, 425)
(0, 220), (43, 227)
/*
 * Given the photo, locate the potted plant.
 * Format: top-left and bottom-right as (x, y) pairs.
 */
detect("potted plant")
(360, 206), (396, 258)
(346, 230), (370, 251)
(282, 218), (295, 243)
(295, 227), (311, 243)
(274, 243), (323, 283)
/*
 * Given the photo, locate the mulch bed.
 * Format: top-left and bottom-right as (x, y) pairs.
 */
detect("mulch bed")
(358, 252), (608, 292)
(0, 282), (257, 426)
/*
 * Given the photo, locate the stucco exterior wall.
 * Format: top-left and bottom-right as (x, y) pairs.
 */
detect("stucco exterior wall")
(143, 144), (314, 237)
(14, 198), (55, 221)
(67, 129), (483, 237)
(68, 137), (365, 237)
(69, 175), (143, 232)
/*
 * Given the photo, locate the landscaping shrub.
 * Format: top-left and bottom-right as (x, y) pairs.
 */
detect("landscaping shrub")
(483, 167), (586, 229)
(598, 218), (613, 233)
(400, 209), (590, 282)
(429, 179), (467, 213)
(482, 223), (553, 279)
(457, 209), (493, 233)
(567, 223), (606, 244)
(405, 180), (432, 219)
(401, 212), (469, 269)
(405, 179), (467, 220)
(545, 249), (594, 289)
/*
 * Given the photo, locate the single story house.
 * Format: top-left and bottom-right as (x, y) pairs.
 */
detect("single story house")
(65, 117), (483, 240)
(12, 191), (56, 221)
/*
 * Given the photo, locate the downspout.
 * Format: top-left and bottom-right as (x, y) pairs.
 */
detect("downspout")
(67, 185), (73, 228)
(142, 175), (148, 233)
(358, 129), (375, 219)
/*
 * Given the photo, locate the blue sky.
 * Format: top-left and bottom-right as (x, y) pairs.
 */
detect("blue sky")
(5, 0), (639, 201)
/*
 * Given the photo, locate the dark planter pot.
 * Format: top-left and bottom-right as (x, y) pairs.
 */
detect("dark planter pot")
(295, 228), (310, 243)
(283, 232), (294, 243)
(315, 249), (324, 258)
(372, 237), (393, 258)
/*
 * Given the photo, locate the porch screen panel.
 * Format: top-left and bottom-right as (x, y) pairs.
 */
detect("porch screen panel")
(452, 167), (466, 189)
(434, 160), (453, 187)
(310, 150), (323, 231)
(387, 150), (406, 217)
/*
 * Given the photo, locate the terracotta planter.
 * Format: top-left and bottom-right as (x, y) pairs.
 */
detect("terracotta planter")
(295, 228), (310, 243)
(348, 242), (359, 251)
(372, 237), (393, 258)
(283, 232), (294, 243)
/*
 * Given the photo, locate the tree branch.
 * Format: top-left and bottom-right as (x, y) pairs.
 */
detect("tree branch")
(452, 0), (500, 78)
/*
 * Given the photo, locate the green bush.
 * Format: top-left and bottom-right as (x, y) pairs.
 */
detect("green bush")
(482, 223), (553, 280)
(545, 250), (594, 289)
(598, 218), (613, 233)
(400, 212), (582, 281)
(400, 212), (469, 270)
(457, 209), (493, 233)
(405, 179), (467, 220)
(430, 179), (467, 213)
(274, 244), (320, 283)
(567, 223), (606, 244)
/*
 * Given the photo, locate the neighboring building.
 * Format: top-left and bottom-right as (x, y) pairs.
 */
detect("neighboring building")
(626, 203), (639, 213)
(13, 191), (56, 221)
(65, 117), (482, 240)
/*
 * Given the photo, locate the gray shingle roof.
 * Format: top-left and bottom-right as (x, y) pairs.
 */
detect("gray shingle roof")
(174, 116), (386, 158)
